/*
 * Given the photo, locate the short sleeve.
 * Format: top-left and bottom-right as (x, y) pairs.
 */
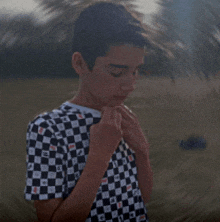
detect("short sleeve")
(24, 117), (66, 200)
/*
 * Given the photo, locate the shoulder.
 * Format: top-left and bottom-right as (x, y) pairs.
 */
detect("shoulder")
(26, 109), (75, 156)
(27, 112), (56, 138)
(27, 107), (82, 132)
(26, 105), (92, 145)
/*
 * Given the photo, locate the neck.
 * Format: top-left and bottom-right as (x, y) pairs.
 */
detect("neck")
(69, 96), (102, 111)
(69, 85), (104, 111)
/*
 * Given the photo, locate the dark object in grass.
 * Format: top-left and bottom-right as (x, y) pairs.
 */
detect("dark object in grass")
(179, 136), (207, 150)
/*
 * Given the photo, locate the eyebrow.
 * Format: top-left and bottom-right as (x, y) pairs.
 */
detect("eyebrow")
(109, 63), (144, 69)
(109, 64), (129, 69)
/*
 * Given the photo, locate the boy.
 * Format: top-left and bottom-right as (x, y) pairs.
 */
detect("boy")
(24, 2), (153, 221)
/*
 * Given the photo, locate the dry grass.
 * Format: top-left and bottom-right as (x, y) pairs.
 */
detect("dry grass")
(1, 77), (220, 222)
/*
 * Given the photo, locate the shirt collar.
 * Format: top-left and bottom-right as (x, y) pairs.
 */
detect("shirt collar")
(62, 101), (101, 118)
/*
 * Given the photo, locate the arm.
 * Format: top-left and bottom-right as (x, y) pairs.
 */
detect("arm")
(34, 154), (110, 222)
(135, 145), (153, 204)
(35, 107), (122, 222)
(50, 154), (110, 222)
(117, 105), (153, 204)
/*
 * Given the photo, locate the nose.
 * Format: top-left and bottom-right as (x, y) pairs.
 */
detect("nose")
(121, 84), (135, 92)
(120, 73), (136, 92)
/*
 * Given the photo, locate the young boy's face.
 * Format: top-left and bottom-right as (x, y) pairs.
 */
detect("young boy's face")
(82, 44), (145, 108)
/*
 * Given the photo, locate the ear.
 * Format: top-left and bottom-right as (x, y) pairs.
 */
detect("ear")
(72, 52), (89, 75)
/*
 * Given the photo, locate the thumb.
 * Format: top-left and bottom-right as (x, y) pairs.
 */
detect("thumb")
(114, 111), (122, 126)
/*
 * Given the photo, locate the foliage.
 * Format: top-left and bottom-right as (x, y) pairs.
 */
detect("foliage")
(192, 0), (220, 76)
(0, 0), (172, 79)
(151, 0), (220, 78)
(33, 0), (142, 45)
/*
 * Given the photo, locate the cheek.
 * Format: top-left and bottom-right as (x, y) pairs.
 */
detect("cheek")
(99, 75), (120, 91)
(91, 68), (120, 95)
(99, 82), (118, 96)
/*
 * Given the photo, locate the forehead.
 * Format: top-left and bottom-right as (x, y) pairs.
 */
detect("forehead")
(96, 44), (145, 67)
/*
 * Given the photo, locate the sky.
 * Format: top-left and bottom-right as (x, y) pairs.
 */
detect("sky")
(0, 0), (160, 24)
(0, 0), (54, 23)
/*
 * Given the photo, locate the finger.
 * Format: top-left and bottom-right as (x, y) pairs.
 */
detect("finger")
(113, 109), (122, 127)
(123, 105), (136, 117)
(117, 105), (136, 120)
(101, 107), (114, 123)
(101, 107), (121, 125)
(101, 106), (117, 114)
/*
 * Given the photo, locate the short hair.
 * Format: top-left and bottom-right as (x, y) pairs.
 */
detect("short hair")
(72, 2), (149, 71)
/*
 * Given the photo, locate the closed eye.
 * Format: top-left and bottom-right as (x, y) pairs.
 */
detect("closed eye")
(107, 64), (142, 77)
(110, 69), (139, 78)
(110, 72), (123, 77)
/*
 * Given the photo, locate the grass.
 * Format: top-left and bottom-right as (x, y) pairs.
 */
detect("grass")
(1, 77), (220, 221)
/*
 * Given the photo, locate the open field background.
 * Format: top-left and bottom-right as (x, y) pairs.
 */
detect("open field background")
(1, 77), (220, 222)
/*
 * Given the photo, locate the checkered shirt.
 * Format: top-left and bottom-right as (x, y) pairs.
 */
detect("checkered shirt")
(24, 101), (149, 222)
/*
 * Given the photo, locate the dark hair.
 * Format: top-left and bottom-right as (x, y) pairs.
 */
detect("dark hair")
(72, 2), (149, 71)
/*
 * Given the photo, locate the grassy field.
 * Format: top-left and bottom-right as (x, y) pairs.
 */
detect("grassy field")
(1, 77), (220, 222)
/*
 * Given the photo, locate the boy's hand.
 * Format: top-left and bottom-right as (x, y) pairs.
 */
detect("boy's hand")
(89, 107), (123, 160)
(117, 105), (149, 154)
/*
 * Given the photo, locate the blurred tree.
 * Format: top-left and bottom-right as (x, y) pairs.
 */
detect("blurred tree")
(0, 13), (77, 79)
(151, 0), (197, 78)
(0, 0), (166, 79)
(33, 0), (166, 77)
(32, 0), (148, 51)
(0, 15), (39, 48)
(192, 0), (220, 77)
(151, 0), (220, 78)
(34, 0), (171, 75)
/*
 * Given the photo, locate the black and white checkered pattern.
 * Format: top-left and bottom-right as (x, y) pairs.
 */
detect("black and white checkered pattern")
(24, 101), (149, 221)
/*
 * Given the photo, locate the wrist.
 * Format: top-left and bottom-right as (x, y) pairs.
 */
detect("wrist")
(135, 148), (149, 157)
(132, 141), (149, 155)
(135, 149), (152, 170)
(135, 142), (149, 154)
(87, 151), (111, 167)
